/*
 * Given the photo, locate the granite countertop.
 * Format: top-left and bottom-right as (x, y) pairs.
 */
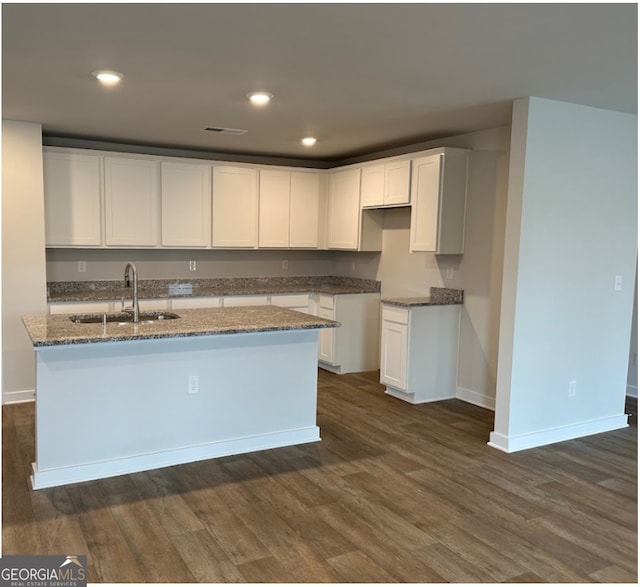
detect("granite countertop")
(23, 305), (339, 348)
(382, 287), (464, 307)
(47, 276), (381, 303)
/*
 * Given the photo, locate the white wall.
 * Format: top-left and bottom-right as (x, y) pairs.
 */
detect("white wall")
(2, 120), (48, 403)
(490, 97), (637, 452)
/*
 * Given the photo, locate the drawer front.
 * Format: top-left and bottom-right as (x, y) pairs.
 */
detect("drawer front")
(49, 301), (113, 315)
(223, 295), (270, 307)
(171, 296), (222, 309)
(382, 305), (409, 325)
(318, 294), (335, 310)
(270, 293), (310, 308)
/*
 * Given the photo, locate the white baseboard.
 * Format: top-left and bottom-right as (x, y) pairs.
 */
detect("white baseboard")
(31, 426), (321, 489)
(456, 387), (495, 411)
(3, 388), (35, 404)
(626, 384), (637, 398)
(487, 413), (629, 453)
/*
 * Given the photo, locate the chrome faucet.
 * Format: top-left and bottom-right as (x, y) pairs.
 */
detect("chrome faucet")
(123, 262), (140, 323)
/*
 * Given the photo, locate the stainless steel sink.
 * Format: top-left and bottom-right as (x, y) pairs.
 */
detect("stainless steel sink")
(70, 311), (180, 325)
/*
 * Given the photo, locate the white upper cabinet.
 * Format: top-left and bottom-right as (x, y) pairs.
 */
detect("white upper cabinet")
(360, 164), (385, 207)
(161, 161), (211, 247)
(327, 167), (382, 251)
(258, 169), (291, 248)
(104, 156), (159, 246)
(258, 169), (320, 248)
(409, 148), (469, 254)
(212, 165), (258, 248)
(43, 150), (102, 246)
(360, 158), (411, 208)
(289, 172), (320, 248)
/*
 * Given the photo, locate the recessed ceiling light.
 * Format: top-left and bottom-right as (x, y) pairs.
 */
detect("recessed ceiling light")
(301, 137), (317, 147)
(247, 91), (273, 106)
(92, 70), (124, 85)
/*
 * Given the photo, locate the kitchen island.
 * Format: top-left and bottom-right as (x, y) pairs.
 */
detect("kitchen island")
(23, 306), (337, 489)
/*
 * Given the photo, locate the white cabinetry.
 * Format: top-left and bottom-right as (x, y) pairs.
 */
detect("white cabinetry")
(361, 159), (411, 208)
(409, 148), (469, 254)
(49, 301), (113, 314)
(43, 150), (103, 247)
(270, 293), (311, 314)
(259, 169), (290, 248)
(258, 170), (320, 248)
(222, 295), (269, 307)
(104, 156), (159, 246)
(171, 296), (222, 309)
(212, 166), (258, 248)
(316, 293), (380, 374)
(380, 303), (460, 404)
(290, 172), (320, 248)
(161, 161), (211, 247)
(327, 168), (382, 251)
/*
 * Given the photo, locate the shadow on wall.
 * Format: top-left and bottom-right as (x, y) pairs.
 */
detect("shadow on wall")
(456, 150), (510, 408)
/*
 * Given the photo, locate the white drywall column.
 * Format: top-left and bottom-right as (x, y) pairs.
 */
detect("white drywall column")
(2, 120), (48, 403)
(490, 98), (637, 452)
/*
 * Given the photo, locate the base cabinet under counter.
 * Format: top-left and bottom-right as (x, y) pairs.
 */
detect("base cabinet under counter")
(380, 302), (460, 404)
(316, 292), (380, 374)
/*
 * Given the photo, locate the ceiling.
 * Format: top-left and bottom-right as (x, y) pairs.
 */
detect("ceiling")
(2, 3), (637, 163)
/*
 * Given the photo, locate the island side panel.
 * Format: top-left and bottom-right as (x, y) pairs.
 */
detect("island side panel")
(32, 329), (320, 488)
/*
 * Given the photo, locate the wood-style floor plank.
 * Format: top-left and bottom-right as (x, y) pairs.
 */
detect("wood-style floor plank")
(2, 370), (637, 583)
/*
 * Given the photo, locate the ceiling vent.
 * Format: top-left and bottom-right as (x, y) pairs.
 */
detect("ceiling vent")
(202, 127), (248, 136)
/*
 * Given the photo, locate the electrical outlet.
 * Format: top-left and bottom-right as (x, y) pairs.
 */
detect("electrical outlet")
(188, 375), (199, 394)
(568, 380), (577, 397)
(614, 275), (623, 291)
(351, 261), (356, 271)
(189, 260), (197, 272)
(77, 261), (87, 273)
(282, 260), (288, 270)
(446, 267), (454, 280)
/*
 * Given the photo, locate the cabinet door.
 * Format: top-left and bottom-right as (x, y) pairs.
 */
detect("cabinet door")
(105, 157), (159, 246)
(360, 164), (385, 207)
(43, 151), (102, 246)
(212, 166), (258, 247)
(380, 320), (408, 390)
(289, 172), (320, 248)
(222, 295), (269, 307)
(409, 154), (442, 252)
(170, 296), (222, 309)
(258, 170), (290, 248)
(49, 301), (113, 315)
(327, 168), (361, 249)
(161, 161), (211, 247)
(317, 306), (336, 364)
(384, 159), (411, 206)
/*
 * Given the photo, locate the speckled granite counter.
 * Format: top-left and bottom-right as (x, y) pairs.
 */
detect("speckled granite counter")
(382, 287), (464, 307)
(23, 305), (338, 347)
(48, 276), (380, 303)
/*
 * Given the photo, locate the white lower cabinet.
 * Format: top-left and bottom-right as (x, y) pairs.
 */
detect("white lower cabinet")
(49, 301), (114, 314)
(380, 303), (460, 403)
(269, 293), (311, 314)
(138, 299), (172, 312)
(222, 295), (269, 307)
(170, 296), (222, 309)
(316, 293), (380, 374)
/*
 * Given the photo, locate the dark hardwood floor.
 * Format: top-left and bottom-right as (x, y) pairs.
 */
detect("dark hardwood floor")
(3, 370), (637, 583)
